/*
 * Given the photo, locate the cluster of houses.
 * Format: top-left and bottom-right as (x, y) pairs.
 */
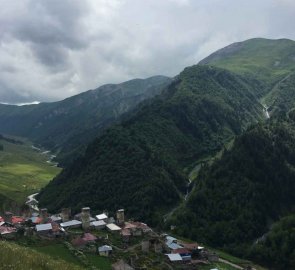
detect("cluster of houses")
(0, 194), (221, 269)
(163, 235), (219, 266)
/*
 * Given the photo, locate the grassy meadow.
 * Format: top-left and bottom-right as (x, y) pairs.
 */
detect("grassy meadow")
(0, 241), (83, 270)
(0, 136), (61, 206)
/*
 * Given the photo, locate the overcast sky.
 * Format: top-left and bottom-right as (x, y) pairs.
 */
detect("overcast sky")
(1, 0), (295, 103)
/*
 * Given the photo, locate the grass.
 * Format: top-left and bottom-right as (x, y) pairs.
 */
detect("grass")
(0, 136), (61, 204)
(86, 254), (112, 270)
(198, 262), (238, 270)
(33, 243), (82, 266)
(0, 241), (83, 270)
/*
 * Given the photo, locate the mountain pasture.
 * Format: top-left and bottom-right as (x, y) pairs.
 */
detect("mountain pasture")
(0, 136), (61, 205)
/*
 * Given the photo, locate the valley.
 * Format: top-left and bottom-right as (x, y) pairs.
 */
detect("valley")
(0, 135), (61, 210)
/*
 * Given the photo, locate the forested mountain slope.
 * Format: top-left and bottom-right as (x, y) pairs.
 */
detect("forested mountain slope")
(169, 114), (295, 266)
(0, 76), (171, 166)
(38, 65), (264, 223)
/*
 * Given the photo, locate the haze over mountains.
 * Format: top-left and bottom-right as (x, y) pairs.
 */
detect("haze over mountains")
(0, 76), (171, 165)
(2, 38), (295, 268)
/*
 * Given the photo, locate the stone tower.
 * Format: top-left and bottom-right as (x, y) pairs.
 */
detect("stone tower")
(61, 208), (71, 222)
(81, 207), (91, 230)
(40, 208), (48, 223)
(116, 209), (125, 226)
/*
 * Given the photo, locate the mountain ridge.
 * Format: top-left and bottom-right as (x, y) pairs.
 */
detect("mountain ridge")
(0, 75), (171, 166)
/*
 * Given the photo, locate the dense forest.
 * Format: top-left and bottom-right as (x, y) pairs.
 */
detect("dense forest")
(38, 65), (263, 223)
(250, 214), (295, 269)
(169, 114), (295, 267)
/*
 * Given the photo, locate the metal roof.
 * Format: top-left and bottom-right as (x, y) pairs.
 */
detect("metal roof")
(60, 220), (82, 227)
(91, 220), (106, 226)
(96, 213), (108, 220)
(167, 242), (183, 250)
(166, 253), (182, 261)
(36, 223), (52, 232)
(99, 245), (112, 252)
(106, 223), (121, 231)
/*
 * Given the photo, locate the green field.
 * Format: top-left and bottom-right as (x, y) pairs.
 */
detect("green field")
(0, 136), (61, 205)
(0, 241), (83, 270)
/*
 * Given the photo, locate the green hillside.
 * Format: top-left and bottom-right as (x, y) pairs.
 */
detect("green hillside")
(38, 65), (263, 224)
(0, 242), (83, 270)
(0, 135), (61, 209)
(250, 214), (295, 270)
(199, 38), (295, 90)
(263, 72), (295, 115)
(0, 76), (171, 166)
(169, 115), (295, 266)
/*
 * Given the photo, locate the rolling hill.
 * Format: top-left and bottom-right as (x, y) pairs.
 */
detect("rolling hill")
(0, 76), (171, 166)
(38, 65), (264, 223)
(199, 38), (295, 86)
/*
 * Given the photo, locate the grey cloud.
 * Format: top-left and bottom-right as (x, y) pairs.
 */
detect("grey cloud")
(0, 0), (295, 103)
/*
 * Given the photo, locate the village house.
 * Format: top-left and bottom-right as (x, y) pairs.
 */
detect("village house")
(98, 245), (113, 256)
(172, 248), (192, 261)
(72, 237), (87, 249)
(96, 213), (108, 223)
(91, 220), (106, 230)
(49, 215), (62, 223)
(165, 235), (183, 251)
(36, 223), (52, 235)
(166, 253), (183, 264)
(121, 228), (132, 242)
(82, 233), (97, 243)
(106, 223), (121, 233)
(0, 226), (17, 239)
(60, 220), (82, 229)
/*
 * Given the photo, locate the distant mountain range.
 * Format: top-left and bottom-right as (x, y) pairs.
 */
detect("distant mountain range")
(0, 76), (171, 165)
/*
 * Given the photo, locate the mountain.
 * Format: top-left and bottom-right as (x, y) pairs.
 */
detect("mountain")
(199, 38), (295, 93)
(0, 76), (171, 166)
(169, 114), (295, 265)
(38, 65), (264, 223)
(250, 213), (295, 270)
(264, 72), (295, 116)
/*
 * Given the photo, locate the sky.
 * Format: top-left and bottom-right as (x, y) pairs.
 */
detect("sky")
(1, 0), (295, 103)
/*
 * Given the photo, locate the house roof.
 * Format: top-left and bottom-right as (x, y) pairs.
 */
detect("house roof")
(60, 220), (82, 227)
(96, 213), (108, 220)
(91, 220), (106, 227)
(0, 226), (17, 235)
(166, 253), (183, 262)
(36, 223), (52, 232)
(172, 248), (191, 254)
(180, 242), (199, 250)
(50, 215), (62, 222)
(167, 242), (183, 250)
(82, 233), (97, 242)
(30, 217), (42, 224)
(98, 245), (112, 252)
(106, 223), (121, 231)
(166, 235), (177, 242)
(124, 222), (137, 229)
(12, 216), (25, 224)
(72, 237), (87, 247)
(126, 221), (151, 231)
(121, 228), (131, 236)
